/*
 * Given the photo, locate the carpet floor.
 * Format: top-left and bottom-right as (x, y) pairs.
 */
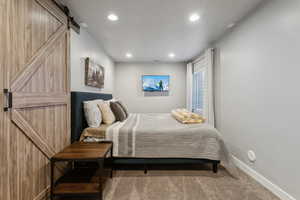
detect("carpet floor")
(103, 166), (280, 200)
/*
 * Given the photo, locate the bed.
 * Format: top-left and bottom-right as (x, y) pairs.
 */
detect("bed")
(71, 91), (236, 174)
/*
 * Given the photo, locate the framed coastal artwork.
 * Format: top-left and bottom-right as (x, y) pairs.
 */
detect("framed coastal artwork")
(85, 57), (105, 89)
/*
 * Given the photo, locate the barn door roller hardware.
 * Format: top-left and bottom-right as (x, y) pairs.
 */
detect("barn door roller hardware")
(53, 0), (80, 33)
(3, 89), (12, 112)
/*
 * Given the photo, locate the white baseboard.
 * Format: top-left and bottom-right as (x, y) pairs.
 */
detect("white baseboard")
(232, 156), (296, 200)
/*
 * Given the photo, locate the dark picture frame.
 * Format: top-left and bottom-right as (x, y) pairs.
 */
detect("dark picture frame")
(85, 57), (105, 89)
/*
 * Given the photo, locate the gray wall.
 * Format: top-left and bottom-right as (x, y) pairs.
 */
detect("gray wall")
(214, 0), (300, 199)
(70, 29), (115, 94)
(114, 62), (186, 113)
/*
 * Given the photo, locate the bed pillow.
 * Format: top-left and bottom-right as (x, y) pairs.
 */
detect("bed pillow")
(97, 101), (116, 125)
(110, 101), (127, 121)
(116, 100), (129, 117)
(83, 99), (103, 127)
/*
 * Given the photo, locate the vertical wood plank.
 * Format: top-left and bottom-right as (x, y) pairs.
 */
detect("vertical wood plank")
(0, 0), (9, 198)
(66, 31), (71, 147)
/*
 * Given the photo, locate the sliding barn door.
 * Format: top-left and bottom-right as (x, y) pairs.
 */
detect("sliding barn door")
(1, 0), (70, 200)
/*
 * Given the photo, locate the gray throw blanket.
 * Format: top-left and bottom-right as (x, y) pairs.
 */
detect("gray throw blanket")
(106, 113), (237, 176)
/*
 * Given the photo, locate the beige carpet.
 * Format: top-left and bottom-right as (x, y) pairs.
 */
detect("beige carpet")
(103, 166), (280, 200)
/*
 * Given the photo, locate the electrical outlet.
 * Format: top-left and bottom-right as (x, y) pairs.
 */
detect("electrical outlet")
(247, 150), (256, 162)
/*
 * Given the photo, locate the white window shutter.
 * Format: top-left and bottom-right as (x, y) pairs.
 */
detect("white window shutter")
(192, 48), (215, 126)
(186, 63), (193, 111)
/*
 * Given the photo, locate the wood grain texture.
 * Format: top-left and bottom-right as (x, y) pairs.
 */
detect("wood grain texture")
(33, 186), (50, 200)
(36, 0), (68, 25)
(13, 93), (69, 108)
(1, 0), (70, 200)
(0, 0), (10, 200)
(12, 110), (56, 158)
(10, 26), (67, 92)
(53, 183), (100, 195)
(7, 0), (64, 86)
(19, 32), (69, 93)
(52, 142), (113, 161)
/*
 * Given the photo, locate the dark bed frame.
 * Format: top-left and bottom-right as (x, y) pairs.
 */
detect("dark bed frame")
(71, 91), (220, 173)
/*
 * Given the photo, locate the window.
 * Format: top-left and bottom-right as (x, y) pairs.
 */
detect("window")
(188, 48), (214, 126)
(192, 57), (208, 116)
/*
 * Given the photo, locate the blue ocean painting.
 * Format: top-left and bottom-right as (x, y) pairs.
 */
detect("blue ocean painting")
(142, 75), (169, 91)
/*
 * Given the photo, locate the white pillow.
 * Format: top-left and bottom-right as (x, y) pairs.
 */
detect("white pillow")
(97, 101), (116, 125)
(83, 99), (103, 127)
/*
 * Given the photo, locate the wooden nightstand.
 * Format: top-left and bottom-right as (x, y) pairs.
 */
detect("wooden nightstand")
(50, 141), (113, 200)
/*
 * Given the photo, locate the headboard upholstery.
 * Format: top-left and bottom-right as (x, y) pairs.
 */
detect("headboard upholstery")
(71, 91), (113, 143)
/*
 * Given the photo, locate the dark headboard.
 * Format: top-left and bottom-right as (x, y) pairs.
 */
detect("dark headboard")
(71, 91), (113, 143)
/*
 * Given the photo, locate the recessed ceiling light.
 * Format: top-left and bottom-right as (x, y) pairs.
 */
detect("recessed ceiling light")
(189, 13), (200, 22)
(79, 22), (88, 28)
(227, 23), (235, 29)
(107, 14), (119, 21)
(169, 53), (175, 58)
(126, 53), (133, 58)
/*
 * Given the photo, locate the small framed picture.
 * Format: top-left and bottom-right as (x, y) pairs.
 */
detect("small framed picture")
(85, 57), (105, 89)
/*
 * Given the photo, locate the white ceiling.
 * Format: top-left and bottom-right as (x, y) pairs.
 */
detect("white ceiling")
(63, 0), (264, 62)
